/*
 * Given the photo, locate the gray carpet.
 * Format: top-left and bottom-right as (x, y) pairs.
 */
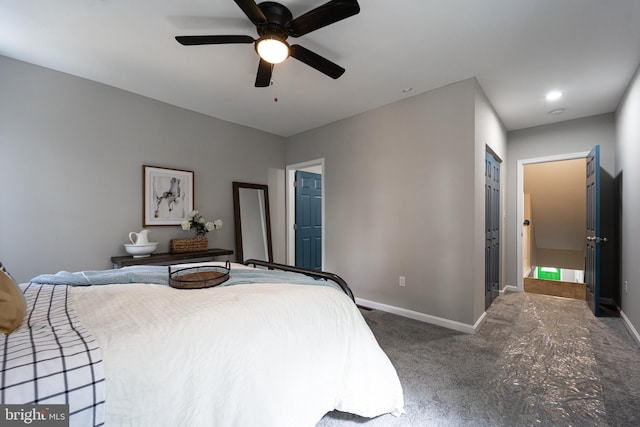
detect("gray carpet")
(318, 292), (640, 427)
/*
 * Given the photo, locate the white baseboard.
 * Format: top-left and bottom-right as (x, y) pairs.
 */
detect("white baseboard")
(500, 285), (520, 295)
(355, 297), (483, 334)
(620, 310), (640, 346)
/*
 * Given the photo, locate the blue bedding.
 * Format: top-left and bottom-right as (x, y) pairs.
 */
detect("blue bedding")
(31, 266), (169, 286)
(30, 265), (339, 291)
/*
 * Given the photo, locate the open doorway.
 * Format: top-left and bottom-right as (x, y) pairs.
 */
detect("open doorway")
(285, 159), (325, 268)
(522, 157), (587, 301)
(516, 151), (590, 294)
(517, 148), (619, 316)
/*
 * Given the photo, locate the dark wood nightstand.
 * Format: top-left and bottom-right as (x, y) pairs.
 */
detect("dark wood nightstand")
(111, 248), (233, 268)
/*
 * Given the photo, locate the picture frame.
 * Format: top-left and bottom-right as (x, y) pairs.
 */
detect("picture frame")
(143, 165), (194, 226)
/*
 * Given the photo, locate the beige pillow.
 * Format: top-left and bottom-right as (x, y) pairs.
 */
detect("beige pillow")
(0, 265), (26, 334)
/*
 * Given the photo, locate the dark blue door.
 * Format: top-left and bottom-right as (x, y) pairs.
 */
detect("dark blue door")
(295, 171), (322, 270)
(485, 151), (500, 309)
(586, 145), (601, 316)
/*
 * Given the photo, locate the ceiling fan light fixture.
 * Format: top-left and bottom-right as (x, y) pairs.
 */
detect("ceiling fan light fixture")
(175, 0), (361, 87)
(256, 37), (289, 64)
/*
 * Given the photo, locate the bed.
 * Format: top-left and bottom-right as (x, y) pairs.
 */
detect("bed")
(1, 260), (404, 426)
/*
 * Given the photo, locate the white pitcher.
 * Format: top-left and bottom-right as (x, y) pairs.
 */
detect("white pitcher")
(129, 230), (150, 245)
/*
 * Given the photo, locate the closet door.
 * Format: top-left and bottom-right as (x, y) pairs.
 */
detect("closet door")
(485, 151), (500, 309)
(295, 171), (322, 270)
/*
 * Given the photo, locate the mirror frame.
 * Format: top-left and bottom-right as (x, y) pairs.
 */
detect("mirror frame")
(232, 181), (274, 263)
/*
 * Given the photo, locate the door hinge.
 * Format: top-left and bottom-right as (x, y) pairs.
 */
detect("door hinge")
(293, 224), (297, 230)
(293, 180), (297, 187)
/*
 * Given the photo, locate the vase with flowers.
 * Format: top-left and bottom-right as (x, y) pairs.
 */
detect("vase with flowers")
(181, 210), (223, 236)
(170, 210), (223, 253)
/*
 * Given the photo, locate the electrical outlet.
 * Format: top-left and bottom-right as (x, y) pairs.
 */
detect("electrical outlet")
(399, 276), (406, 287)
(624, 280), (629, 294)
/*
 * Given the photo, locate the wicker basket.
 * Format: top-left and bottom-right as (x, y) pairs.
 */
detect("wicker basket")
(170, 237), (208, 253)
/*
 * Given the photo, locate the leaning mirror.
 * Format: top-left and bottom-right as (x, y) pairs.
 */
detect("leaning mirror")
(233, 182), (273, 263)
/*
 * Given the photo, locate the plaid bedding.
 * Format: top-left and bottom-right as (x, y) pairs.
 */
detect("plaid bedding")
(1, 283), (105, 426)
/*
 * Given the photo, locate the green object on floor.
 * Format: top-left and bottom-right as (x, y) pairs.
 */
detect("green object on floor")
(537, 266), (560, 281)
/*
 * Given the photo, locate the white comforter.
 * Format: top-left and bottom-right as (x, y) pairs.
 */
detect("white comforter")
(71, 263), (404, 427)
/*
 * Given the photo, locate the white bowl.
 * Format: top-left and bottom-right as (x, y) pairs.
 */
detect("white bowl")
(124, 242), (159, 258)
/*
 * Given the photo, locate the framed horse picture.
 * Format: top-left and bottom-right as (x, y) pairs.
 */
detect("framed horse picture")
(143, 165), (194, 226)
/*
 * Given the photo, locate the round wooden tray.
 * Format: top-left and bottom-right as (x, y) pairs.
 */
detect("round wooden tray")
(168, 262), (230, 289)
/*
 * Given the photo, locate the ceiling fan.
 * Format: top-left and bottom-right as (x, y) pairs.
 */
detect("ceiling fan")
(175, 0), (360, 87)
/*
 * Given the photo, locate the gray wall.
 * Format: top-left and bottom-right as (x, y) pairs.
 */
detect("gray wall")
(616, 63), (640, 338)
(505, 114), (616, 290)
(286, 78), (506, 326)
(0, 56), (286, 283)
(474, 86), (508, 321)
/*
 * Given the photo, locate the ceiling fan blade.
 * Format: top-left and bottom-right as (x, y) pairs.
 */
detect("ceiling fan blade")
(175, 35), (255, 45)
(288, 0), (360, 37)
(233, 0), (267, 25)
(289, 44), (345, 79)
(255, 59), (273, 87)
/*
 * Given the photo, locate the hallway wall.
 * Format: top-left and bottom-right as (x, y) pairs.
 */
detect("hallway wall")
(616, 63), (640, 340)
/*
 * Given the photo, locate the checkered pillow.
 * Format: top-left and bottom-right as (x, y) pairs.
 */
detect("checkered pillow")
(0, 261), (26, 334)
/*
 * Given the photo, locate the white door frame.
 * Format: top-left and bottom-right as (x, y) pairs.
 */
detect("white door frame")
(515, 150), (589, 292)
(285, 158), (325, 267)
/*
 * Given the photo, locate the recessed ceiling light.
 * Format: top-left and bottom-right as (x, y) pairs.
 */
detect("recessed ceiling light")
(548, 108), (565, 115)
(546, 90), (563, 101)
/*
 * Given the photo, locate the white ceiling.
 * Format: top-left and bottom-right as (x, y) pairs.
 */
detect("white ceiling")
(2, 0), (640, 137)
